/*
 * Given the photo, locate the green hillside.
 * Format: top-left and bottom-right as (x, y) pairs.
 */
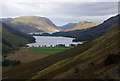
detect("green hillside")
(1, 22), (35, 54)
(4, 16), (60, 33)
(2, 24), (120, 80)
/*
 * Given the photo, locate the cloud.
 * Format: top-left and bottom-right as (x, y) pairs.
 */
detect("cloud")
(1, 0), (118, 25)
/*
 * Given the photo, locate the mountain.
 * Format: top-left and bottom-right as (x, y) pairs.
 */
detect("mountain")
(58, 22), (99, 31)
(58, 23), (77, 30)
(4, 16), (60, 33)
(52, 14), (120, 41)
(1, 22), (35, 54)
(64, 21), (100, 31)
(2, 25), (120, 80)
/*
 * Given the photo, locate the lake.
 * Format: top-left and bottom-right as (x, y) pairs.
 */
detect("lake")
(27, 36), (83, 47)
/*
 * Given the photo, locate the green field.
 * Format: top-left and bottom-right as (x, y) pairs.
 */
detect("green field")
(29, 47), (73, 54)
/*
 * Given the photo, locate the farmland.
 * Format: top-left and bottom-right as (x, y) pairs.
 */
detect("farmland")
(29, 47), (73, 54)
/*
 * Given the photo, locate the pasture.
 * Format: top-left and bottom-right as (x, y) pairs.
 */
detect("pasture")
(29, 47), (73, 54)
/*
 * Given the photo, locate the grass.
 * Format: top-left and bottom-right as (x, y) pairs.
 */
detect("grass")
(29, 47), (73, 54)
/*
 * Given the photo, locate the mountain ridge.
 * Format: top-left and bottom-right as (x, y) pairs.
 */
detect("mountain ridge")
(64, 21), (100, 31)
(58, 23), (77, 30)
(52, 14), (120, 41)
(3, 16), (60, 33)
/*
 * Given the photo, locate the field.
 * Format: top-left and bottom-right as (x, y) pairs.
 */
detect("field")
(29, 47), (73, 54)
(5, 47), (50, 63)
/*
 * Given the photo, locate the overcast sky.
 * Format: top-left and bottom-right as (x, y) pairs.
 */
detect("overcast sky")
(0, 0), (119, 26)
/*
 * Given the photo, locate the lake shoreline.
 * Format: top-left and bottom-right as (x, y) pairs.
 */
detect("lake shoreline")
(27, 36), (83, 47)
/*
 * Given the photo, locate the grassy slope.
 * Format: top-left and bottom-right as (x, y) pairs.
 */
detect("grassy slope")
(2, 23), (35, 54)
(2, 26), (120, 80)
(6, 16), (59, 33)
(65, 21), (100, 31)
(29, 47), (73, 54)
(30, 26), (120, 80)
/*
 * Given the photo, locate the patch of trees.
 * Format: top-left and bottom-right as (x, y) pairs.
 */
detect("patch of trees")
(90, 61), (95, 65)
(104, 54), (120, 66)
(2, 59), (21, 66)
(55, 44), (65, 47)
(74, 67), (79, 73)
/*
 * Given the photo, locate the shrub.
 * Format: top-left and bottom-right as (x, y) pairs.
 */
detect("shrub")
(75, 67), (79, 73)
(104, 54), (120, 66)
(2, 59), (21, 66)
(90, 61), (95, 65)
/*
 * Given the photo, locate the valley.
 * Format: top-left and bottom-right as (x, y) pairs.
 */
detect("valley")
(2, 24), (120, 80)
(1, 12), (120, 80)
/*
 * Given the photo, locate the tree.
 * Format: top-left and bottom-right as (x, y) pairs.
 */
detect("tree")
(75, 67), (79, 73)
(104, 54), (120, 66)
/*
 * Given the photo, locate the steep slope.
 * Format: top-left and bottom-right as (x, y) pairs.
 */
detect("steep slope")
(1, 22), (35, 54)
(4, 16), (60, 33)
(0, 18), (13, 22)
(52, 14), (119, 41)
(2, 25), (120, 80)
(58, 23), (77, 30)
(30, 26), (119, 80)
(65, 21), (100, 31)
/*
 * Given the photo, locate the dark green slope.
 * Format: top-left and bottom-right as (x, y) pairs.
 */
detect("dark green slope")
(52, 14), (120, 41)
(1, 22), (35, 54)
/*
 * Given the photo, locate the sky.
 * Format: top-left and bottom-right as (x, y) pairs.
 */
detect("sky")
(0, 0), (119, 26)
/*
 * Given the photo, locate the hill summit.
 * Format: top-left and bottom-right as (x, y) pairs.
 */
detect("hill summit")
(4, 16), (60, 33)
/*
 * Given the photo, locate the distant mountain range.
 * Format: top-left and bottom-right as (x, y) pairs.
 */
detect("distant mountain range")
(52, 14), (120, 41)
(1, 22), (35, 54)
(58, 23), (77, 30)
(64, 21), (100, 31)
(1, 16), (101, 33)
(2, 16), (60, 33)
(58, 21), (100, 31)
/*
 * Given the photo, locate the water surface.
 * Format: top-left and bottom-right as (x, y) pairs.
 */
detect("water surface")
(27, 36), (83, 47)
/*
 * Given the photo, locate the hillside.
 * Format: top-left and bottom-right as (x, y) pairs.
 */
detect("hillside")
(58, 23), (77, 30)
(2, 24), (120, 80)
(0, 18), (13, 22)
(1, 22), (35, 54)
(65, 21), (100, 31)
(4, 16), (60, 33)
(52, 14), (120, 41)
